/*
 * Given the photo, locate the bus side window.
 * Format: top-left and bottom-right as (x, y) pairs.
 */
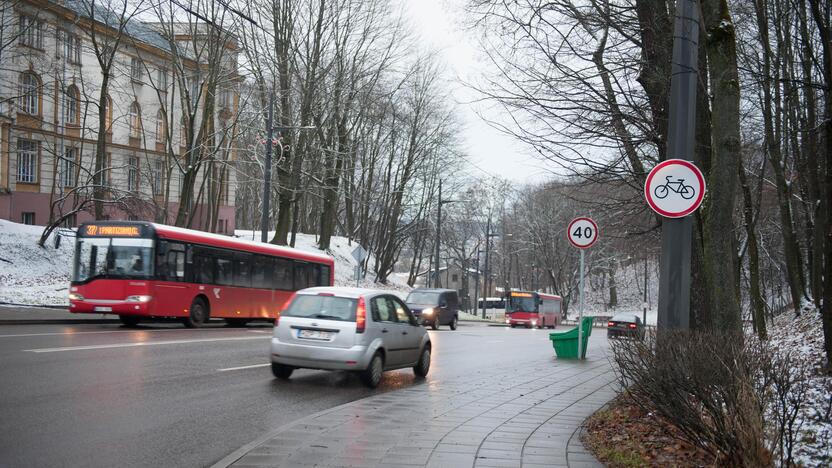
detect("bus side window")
(252, 256), (272, 289)
(293, 262), (309, 290)
(320, 265), (331, 286)
(192, 248), (215, 284)
(216, 256), (233, 286)
(165, 243), (185, 282)
(273, 259), (293, 290)
(156, 241), (170, 279)
(233, 253), (252, 288)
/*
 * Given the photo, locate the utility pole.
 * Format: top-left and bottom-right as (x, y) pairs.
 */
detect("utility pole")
(434, 179), (442, 288)
(473, 248), (482, 314)
(657, 0), (700, 330)
(481, 215), (493, 319)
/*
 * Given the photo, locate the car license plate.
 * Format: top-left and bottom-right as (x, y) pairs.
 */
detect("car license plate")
(94, 306), (112, 312)
(298, 329), (333, 340)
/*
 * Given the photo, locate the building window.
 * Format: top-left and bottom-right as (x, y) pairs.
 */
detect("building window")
(129, 102), (142, 138)
(131, 57), (143, 82)
(61, 214), (76, 228)
(16, 139), (38, 183)
(61, 31), (81, 63)
(219, 89), (232, 109)
(63, 85), (79, 125)
(59, 148), (76, 187)
(127, 156), (139, 192)
(18, 72), (40, 115)
(452, 274), (458, 283)
(152, 160), (163, 196)
(155, 110), (166, 143)
(104, 95), (113, 133)
(21, 212), (36, 225)
(180, 118), (189, 147)
(157, 68), (167, 89)
(19, 15), (43, 49)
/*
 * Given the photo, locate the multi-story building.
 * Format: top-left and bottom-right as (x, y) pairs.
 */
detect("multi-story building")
(0, 0), (239, 233)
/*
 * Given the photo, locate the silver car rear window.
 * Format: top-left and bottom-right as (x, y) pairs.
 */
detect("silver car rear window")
(283, 295), (358, 322)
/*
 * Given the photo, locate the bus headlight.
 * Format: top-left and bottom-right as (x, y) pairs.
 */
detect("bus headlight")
(126, 295), (152, 303)
(422, 307), (434, 316)
(531, 320), (537, 326)
(69, 293), (85, 301)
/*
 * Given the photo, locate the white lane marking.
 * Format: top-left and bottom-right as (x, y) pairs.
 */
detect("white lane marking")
(488, 340), (504, 343)
(25, 336), (269, 353)
(247, 330), (272, 334)
(0, 328), (256, 339)
(217, 363), (271, 372)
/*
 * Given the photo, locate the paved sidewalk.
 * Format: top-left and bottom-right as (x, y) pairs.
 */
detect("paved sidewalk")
(214, 351), (616, 468)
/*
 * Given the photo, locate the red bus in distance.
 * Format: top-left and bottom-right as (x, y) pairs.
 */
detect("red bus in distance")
(505, 291), (562, 329)
(69, 221), (335, 327)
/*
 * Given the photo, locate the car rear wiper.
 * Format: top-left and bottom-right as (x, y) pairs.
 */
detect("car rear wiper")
(312, 314), (345, 320)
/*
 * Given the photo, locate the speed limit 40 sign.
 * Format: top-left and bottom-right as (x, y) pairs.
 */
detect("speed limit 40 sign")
(567, 217), (598, 249)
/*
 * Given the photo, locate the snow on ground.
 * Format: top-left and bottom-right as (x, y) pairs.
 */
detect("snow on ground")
(769, 304), (832, 466)
(0, 220), (75, 306)
(0, 221), (411, 307)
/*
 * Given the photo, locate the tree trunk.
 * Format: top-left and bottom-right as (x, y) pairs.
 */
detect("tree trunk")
(739, 159), (767, 338)
(701, 0), (742, 332)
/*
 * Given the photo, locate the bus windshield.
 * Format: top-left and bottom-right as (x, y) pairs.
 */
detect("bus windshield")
(507, 296), (536, 312)
(74, 237), (153, 282)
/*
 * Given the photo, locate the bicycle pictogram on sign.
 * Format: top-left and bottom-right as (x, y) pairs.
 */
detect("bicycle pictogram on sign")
(644, 159), (705, 218)
(653, 176), (695, 200)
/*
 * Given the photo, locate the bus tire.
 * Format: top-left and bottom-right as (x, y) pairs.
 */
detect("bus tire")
(119, 315), (141, 327)
(184, 297), (209, 328)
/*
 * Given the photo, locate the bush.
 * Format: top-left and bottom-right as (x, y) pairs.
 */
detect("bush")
(610, 330), (811, 467)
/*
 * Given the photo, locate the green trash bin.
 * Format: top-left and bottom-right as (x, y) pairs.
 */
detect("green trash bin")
(549, 316), (594, 359)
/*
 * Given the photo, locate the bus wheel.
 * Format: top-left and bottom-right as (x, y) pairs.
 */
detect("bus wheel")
(184, 298), (209, 328)
(119, 315), (140, 327)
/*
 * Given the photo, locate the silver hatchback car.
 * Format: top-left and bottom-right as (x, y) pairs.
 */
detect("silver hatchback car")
(270, 287), (431, 387)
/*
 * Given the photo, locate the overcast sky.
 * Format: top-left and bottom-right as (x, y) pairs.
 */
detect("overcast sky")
(399, 0), (550, 185)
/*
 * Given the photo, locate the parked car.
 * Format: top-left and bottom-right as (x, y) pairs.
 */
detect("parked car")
(405, 288), (460, 330)
(606, 313), (645, 339)
(270, 287), (431, 388)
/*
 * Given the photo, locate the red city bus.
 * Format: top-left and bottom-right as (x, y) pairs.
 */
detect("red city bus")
(69, 221), (335, 327)
(505, 291), (562, 329)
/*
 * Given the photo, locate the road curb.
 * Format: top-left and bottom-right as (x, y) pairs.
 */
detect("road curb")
(209, 393), (367, 468)
(0, 319), (121, 325)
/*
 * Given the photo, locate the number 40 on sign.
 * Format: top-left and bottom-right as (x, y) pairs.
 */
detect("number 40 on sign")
(567, 217), (599, 249)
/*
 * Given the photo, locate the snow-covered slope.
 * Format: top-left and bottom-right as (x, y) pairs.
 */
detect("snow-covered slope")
(0, 220), (410, 306)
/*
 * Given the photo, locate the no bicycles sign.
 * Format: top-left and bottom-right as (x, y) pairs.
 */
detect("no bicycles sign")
(644, 159), (706, 218)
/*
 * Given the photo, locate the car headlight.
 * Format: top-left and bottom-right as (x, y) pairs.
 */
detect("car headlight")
(126, 295), (152, 303)
(69, 293), (85, 301)
(422, 307), (434, 316)
(531, 320), (537, 325)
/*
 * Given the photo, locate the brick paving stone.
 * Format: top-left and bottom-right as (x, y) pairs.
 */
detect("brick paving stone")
(220, 344), (617, 468)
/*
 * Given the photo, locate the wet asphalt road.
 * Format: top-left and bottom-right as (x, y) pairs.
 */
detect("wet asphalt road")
(0, 311), (603, 468)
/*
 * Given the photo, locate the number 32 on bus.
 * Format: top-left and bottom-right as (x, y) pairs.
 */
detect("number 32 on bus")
(69, 222), (335, 327)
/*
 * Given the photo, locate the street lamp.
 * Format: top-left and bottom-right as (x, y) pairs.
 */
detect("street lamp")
(481, 215), (499, 319)
(472, 248), (484, 314)
(433, 179), (462, 287)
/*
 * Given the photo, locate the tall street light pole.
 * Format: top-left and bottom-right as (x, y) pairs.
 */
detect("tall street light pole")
(473, 248), (483, 314)
(433, 179), (460, 287)
(481, 215), (497, 319)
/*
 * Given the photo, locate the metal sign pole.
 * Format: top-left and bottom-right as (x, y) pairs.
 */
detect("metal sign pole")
(657, 0), (699, 330)
(578, 249), (585, 359)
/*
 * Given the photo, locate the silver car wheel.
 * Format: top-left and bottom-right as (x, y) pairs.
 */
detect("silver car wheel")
(361, 353), (383, 388)
(414, 347), (430, 377)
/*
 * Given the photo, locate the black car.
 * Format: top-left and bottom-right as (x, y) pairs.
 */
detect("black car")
(405, 288), (460, 330)
(607, 313), (645, 339)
